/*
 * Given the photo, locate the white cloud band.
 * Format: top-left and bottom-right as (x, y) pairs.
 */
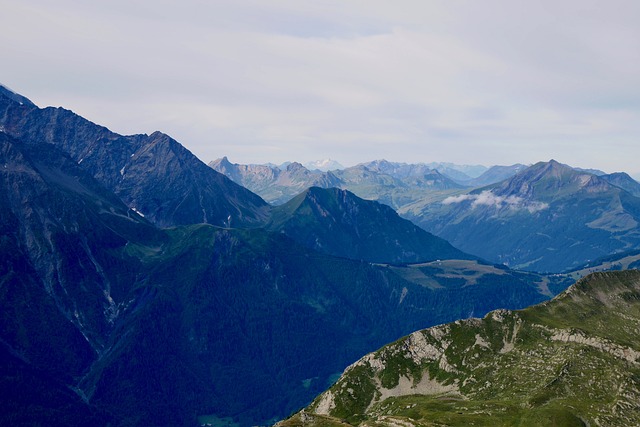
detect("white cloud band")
(443, 190), (549, 213)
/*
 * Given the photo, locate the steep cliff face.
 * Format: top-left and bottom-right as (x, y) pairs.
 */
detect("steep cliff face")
(281, 270), (640, 427)
(0, 89), (270, 228)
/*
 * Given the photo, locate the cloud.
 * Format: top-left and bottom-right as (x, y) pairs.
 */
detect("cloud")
(441, 194), (474, 204)
(443, 191), (549, 213)
(1, 1), (640, 173)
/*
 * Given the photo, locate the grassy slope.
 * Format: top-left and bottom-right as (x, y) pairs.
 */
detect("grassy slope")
(281, 270), (640, 427)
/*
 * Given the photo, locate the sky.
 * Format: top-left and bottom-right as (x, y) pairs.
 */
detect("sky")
(2, 1), (640, 174)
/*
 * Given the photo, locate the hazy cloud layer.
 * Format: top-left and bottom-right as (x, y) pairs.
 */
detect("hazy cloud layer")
(1, 1), (639, 174)
(443, 191), (549, 213)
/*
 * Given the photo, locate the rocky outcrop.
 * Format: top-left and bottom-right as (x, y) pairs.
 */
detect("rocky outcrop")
(209, 157), (343, 205)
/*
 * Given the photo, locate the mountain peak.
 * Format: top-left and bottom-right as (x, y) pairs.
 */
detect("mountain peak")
(268, 186), (473, 264)
(148, 130), (171, 141)
(212, 156), (233, 167)
(368, 158), (394, 166)
(0, 89), (270, 228)
(285, 162), (306, 172)
(303, 159), (344, 171)
(607, 171), (634, 179)
(601, 171), (640, 197)
(420, 158), (638, 272)
(289, 186), (349, 211)
(0, 83), (36, 107)
(303, 185), (334, 196)
(497, 160), (590, 198)
(536, 159), (571, 171)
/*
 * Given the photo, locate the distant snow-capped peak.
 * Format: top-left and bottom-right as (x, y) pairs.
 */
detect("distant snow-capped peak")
(303, 159), (344, 171)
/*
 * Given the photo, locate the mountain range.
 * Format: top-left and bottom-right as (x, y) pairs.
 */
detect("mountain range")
(209, 157), (342, 206)
(210, 157), (524, 209)
(281, 269), (640, 427)
(212, 155), (640, 273)
(0, 85), (573, 426)
(404, 160), (640, 272)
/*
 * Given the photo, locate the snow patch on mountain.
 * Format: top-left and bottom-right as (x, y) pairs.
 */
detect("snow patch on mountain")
(303, 159), (344, 171)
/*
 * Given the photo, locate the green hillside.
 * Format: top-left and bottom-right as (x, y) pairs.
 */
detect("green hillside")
(281, 270), (640, 427)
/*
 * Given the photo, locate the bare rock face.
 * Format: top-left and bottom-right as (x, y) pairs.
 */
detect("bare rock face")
(210, 157), (342, 205)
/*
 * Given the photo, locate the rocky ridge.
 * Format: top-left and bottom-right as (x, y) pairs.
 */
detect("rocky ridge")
(0, 89), (270, 228)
